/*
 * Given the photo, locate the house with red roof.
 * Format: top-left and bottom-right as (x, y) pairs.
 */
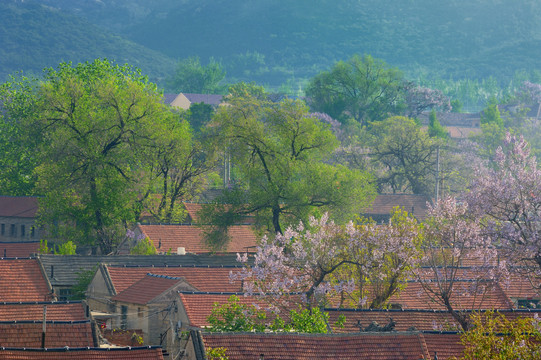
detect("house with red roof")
(117, 223), (258, 255)
(0, 346), (165, 360)
(0, 240), (41, 258)
(0, 320), (95, 348)
(0, 258), (56, 302)
(0, 196), (41, 242)
(186, 330), (448, 360)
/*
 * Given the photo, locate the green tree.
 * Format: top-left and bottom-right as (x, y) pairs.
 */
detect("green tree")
(130, 237), (158, 255)
(204, 85), (375, 241)
(21, 59), (174, 253)
(0, 75), (41, 195)
(166, 57), (226, 94)
(456, 311), (541, 360)
(305, 54), (405, 127)
(207, 295), (267, 332)
(367, 116), (441, 194)
(480, 98), (504, 127)
(428, 109), (448, 139)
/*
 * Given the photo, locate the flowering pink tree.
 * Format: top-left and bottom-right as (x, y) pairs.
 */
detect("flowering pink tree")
(233, 210), (422, 309)
(466, 132), (541, 276)
(414, 196), (505, 330)
(518, 81), (541, 105)
(404, 83), (451, 118)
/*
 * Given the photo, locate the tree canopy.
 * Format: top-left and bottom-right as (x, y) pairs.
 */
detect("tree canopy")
(203, 84), (376, 242)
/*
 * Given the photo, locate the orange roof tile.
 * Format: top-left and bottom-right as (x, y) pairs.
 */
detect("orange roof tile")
(0, 302), (86, 321)
(0, 346), (164, 359)
(102, 329), (145, 347)
(0, 259), (53, 302)
(112, 274), (184, 305)
(138, 224), (257, 254)
(0, 196), (39, 218)
(389, 281), (513, 310)
(501, 273), (540, 300)
(422, 332), (464, 360)
(179, 292), (299, 328)
(0, 321), (94, 348)
(183, 202), (203, 223)
(0, 242), (41, 258)
(107, 266), (243, 294)
(200, 332), (432, 360)
(326, 309), (459, 332)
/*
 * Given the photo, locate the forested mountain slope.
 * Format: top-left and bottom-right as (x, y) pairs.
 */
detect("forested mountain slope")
(5, 0), (541, 87)
(0, 0), (175, 83)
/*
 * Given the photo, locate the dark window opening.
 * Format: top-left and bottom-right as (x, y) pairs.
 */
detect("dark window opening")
(20, 225), (25, 237)
(1, 224), (4, 236)
(10, 224), (16, 237)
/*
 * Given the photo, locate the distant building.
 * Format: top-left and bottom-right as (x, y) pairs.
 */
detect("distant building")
(163, 93), (223, 110)
(0, 196), (41, 242)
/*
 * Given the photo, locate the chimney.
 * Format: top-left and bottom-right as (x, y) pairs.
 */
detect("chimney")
(50, 265), (54, 279)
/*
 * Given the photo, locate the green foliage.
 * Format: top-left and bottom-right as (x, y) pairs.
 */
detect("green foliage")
(306, 54), (405, 127)
(366, 116), (442, 194)
(206, 295), (333, 334)
(207, 295), (267, 332)
(205, 85), (376, 242)
(0, 1), (175, 85)
(480, 98), (504, 127)
(450, 99), (463, 113)
(54, 241), (77, 255)
(166, 57), (226, 94)
(38, 239), (50, 254)
(130, 238), (158, 255)
(428, 110), (448, 139)
(456, 311), (541, 360)
(207, 347), (229, 360)
(285, 306), (330, 334)
(70, 265), (98, 300)
(0, 75), (40, 196)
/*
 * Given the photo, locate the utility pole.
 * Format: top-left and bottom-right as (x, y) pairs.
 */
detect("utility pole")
(435, 145), (440, 205)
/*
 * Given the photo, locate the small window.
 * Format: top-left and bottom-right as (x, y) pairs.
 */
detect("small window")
(0, 224), (4, 236)
(30, 226), (35, 238)
(10, 224), (16, 237)
(58, 288), (72, 301)
(20, 225), (25, 238)
(138, 307), (143, 318)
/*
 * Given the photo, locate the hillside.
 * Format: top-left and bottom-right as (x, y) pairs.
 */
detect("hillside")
(0, 0), (175, 84)
(4, 0), (541, 89)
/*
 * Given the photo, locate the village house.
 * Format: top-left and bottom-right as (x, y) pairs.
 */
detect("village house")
(0, 196), (41, 242)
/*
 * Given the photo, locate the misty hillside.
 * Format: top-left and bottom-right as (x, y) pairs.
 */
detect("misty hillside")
(0, 0), (175, 83)
(5, 0), (541, 88)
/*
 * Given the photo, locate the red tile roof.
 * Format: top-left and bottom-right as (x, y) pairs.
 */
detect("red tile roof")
(0, 196), (39, 218)
(0, 302), (86, 321)
(183, 203), (203, 223)
(0, 259), (54, 302)
(389, 281), (513, 310)
(107, 266), (243, 294)
(0, 321), (94, 348)
(0, 346), (164, 359)
(199, 332), (432, 360)
(362, 194), (432, 221)
(327, 308), (541, 334)
(179, 292), (299, 328)
(422, 332), (464, 360)
(138, 224), (257, 254)
(0, 241), (41, 258)
(112, 273), (184, 305)
(501, 274), (540, 300)
(326, 309), (459, 332)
